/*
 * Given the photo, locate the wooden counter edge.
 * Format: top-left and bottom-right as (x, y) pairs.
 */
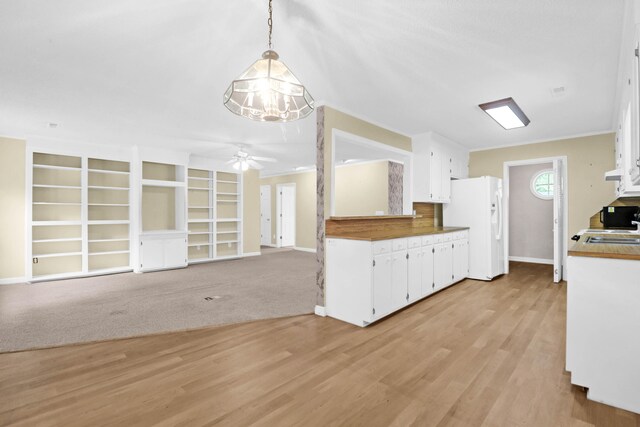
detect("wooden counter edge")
(568, 250), (640, 261)
(326, 227), (470, 241)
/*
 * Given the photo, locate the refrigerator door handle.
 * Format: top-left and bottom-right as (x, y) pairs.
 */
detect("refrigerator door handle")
(495, 190), (503, 240)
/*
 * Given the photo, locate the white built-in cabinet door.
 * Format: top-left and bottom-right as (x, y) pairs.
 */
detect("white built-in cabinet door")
(141, 239), (164, 270)
(429, 149), (442, 201)
(373, 253), (393, 318)
(407, 247), (422, 303)
(391, 251), (408, 309)
(428, 148), (452, 203)
(140, 234), (187, 272)
(421, 245), (435, 296)
(441, 155), (452, 203)
(434, 243), (453, 291)
(325, 232), (469, 327)
(453, 239), (469, 283)
(165, 237), (187, 267)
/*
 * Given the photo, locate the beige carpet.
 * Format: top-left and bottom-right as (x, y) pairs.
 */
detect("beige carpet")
(0, 250), (316, 353)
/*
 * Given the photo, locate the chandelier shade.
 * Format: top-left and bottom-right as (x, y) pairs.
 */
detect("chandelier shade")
(224, 50), (314, 122)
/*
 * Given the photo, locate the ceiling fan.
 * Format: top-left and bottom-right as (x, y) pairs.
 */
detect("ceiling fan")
(227, 148), (276, 171)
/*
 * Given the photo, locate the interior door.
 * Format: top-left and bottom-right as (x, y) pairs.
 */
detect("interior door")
(553, 159), (564, 282)
(279, 185), (296, 247)
(260, 185), (271, 246)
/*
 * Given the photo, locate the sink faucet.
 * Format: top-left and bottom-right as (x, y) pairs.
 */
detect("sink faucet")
(632, 221), (640, 234)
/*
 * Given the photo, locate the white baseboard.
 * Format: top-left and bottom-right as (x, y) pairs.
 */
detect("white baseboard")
(243, 252), (261, 257)
(0, 277), (27, 285)
(509, 256), (553, 265)
(294, 246), (317, 253)
(314, 305), (327, 317)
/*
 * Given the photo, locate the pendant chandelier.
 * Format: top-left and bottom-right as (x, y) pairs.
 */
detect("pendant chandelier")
(223, 0), (314, 122)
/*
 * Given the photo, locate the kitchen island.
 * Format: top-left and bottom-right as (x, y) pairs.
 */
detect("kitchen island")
(325, 215), (469, 327)
(566, 231), (640, 414)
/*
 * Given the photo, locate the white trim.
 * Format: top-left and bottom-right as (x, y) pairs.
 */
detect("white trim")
(334, 159), (403, 168)
(293, 246), (317, 253)
(0, 277), (27, 285)
(316, 102), (412, 138)
(260, 168), (316, 178)
(503, 156), (569, 281)
(261, 243), (278, 248)
(242, 251), (261, 257)
(509, 256), (554, 265)
(314, 305), (327, 317)
(468, 130), (613, 152)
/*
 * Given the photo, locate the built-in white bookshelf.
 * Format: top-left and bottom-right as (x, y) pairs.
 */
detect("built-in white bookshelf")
(29, 153), (132, 281)
(215, 171), (242, 259)
(87, 158), (131, 273)
(186, 169), (242, 262)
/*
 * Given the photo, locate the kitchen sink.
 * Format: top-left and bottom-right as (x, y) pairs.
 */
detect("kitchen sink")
(585, 236), (640, 245)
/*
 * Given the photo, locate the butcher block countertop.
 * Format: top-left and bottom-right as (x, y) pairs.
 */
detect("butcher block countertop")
(326, 225), (469, 241)
(569, 232), (640, 261)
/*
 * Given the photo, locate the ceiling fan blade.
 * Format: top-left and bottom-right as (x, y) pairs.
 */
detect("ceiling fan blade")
(226, 158), (236, 164)
(247, 159), (264, 170)
(251, 156), (277, 162)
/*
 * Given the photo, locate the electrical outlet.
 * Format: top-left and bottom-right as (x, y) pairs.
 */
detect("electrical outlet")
(227, 242), (232, 248)
(32, 257), (38, 264)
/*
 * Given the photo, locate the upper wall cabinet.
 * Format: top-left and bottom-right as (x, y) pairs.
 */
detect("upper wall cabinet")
(613, 24), (640, 197)
(413, 132), (468, 203)
(631, 27), (640, 185)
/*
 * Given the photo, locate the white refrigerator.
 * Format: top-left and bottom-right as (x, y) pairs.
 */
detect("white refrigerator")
(443, 176), (505, 280)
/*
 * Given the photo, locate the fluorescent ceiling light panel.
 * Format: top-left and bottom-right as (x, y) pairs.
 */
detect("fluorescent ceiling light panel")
(479, 97), (530, 130)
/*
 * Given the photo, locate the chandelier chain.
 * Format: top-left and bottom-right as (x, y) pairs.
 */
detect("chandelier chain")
(268, 0), (273, 49)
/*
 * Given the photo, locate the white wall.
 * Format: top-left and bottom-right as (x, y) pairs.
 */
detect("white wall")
(509, 163), (554, 261)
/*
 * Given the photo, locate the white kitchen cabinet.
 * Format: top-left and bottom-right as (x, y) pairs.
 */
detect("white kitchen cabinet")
(325, 230), (469, 327)
(407, 246), (422, 303)
(428, 147), (452, 203)
(140, 231), (187, 272)
(391, 249), (408, 308)
(420, 244), (435, 297)
(413, 132), (468, 203)
(429, 148), (443, 201)
(373, 252), (393, 318)
(453, 239), (469, 282)
(434, 242), (453, 291)
(566, 255), (640, 413)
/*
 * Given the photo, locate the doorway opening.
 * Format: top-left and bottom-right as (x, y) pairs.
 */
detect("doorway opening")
(276, 183), (296, 248)
(503, 157), (567, 282)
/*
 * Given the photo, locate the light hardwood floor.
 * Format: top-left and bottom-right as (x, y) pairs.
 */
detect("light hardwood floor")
(1, 262), (639, 426)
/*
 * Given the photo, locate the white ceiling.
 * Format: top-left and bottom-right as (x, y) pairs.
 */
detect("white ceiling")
(0, 1), (625, 175)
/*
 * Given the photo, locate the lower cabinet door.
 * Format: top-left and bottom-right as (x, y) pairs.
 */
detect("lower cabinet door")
(141, 239), (164, 270)
(421, 245), (434, 296)
(391, 251), (408, 309)
(434, 243), (453, 291)
(453, 239), (469, 282)
(373, 253), (393, 318)
(407, 248), (422, 302)
(164, 237), (187, 268)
